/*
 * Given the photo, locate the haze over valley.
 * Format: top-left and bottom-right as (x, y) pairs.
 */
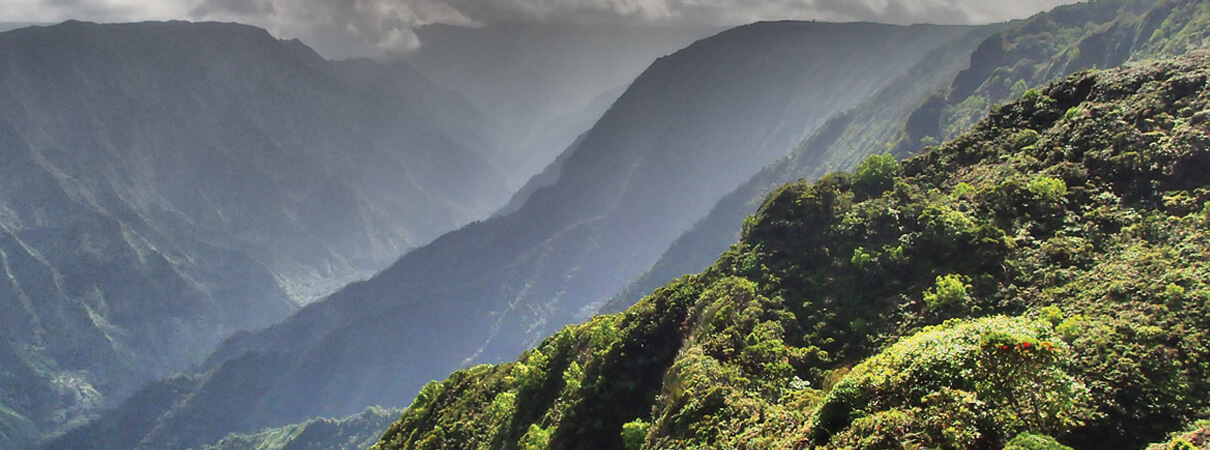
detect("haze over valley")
(3, 0), (1210, 448)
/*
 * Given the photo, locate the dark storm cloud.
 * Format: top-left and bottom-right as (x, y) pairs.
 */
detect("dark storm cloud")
(11, 0), (1080, 57)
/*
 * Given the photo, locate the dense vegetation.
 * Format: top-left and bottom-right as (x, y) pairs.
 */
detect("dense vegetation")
(376, 52), (1210, 449)
(200, 406), (401, 450)
(609, 0), (1210, 315)
(910, 0), (1210, 149)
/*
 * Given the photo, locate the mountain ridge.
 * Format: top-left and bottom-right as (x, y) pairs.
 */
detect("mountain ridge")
(0, 20), (509, 448)
(58, 20), (987, 449)
(607, 0), (1210, 314)
(374, 49), (1210, 450)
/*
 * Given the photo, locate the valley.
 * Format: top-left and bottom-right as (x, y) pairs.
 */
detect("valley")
(1, 0), (1208, 448)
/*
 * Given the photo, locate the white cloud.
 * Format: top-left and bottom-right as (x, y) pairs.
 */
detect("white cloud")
(2, 0), (1081, 57)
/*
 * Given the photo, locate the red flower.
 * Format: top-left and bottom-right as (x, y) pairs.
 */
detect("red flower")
(1023, 342), (1030, 348)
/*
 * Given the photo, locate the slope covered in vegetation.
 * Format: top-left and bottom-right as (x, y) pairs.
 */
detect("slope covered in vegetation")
(608, 0), (1210, 315)
(200, 407), (402, 450)
(376, 52), (1210, 449)
(914, 0), (1210, 148)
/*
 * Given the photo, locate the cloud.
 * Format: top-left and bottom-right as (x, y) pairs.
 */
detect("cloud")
(6, 0), (1080, 57)
(185, 0), (480, 56)
(6, 0), (194, 22)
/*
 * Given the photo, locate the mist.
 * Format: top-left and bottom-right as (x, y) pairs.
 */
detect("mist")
(404, 21), (722, 183)
(8, 0), (1083, 59)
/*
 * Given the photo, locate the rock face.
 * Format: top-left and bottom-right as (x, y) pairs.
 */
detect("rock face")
(0, 20), (508, 446)
(60, 20), (987, 450)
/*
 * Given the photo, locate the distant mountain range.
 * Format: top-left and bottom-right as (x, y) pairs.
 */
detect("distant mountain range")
(0, 20), (509, 448)
(404, 23), (723, 183)
(52, 20), (990, 449)
(23, 0), (1210, 447)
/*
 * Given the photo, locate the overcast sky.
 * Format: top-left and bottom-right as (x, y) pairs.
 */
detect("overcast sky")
(4, 0), (1082, 57)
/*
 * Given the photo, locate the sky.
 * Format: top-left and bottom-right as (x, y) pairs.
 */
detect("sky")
(3, 0), (1082, 57)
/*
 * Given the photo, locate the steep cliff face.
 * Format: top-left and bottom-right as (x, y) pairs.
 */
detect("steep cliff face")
(376, 51), (1210, 450)
(0, 20), (507, 447)
(62, 21), (984, 449)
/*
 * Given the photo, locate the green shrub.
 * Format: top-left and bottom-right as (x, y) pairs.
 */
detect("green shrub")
(1168, 438), (1198, 450)
(1041, 305), (1064, 325)
(519, 424), (552, 450)
(852, 153), (900, 197)
(923, 274), (970, 310)
(1065, 106), (1085, 120)
(809, 316), (1092, 447)
(1005, 433), (1074, 450)
(621, 419), (650, 450)
(1028, 176), (1068, 202)
(850, 247), (874, 269)
(1013, 129), (1041, 149)
(953, 182), (978, 199)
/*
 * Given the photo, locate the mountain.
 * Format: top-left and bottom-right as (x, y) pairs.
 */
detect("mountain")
(60, 21), (988, 449)
(404, 22), (725, 183)
(0, 20), (508, 447)
(374, 50), (1210, 450)
(491, 84), (630, 219)
(606, 0), (1210, 313)
(0, 24), (42, 33)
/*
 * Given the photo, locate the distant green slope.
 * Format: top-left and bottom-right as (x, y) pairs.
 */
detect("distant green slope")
(375, 52), (1210, 449)
(915, 0), (1210, 148)
(199, 407), (401, 450)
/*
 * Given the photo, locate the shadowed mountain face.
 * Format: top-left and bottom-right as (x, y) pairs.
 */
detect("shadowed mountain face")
(63, 21), (990, 449)
(0, 20), (508, 447)
(405, 22), (724, 184)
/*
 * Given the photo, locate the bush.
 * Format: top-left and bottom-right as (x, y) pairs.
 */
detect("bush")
(621, 419), (649, 450)
(850, 247), (874, 269)
(1013, 129), (1041, 149)
(809, 316), (1093, 447)
(1006, 433), (1074, 450)
(1065, 106), (1085, 120)
(852, 153), (901, 198)
(1029, 176), (1068, 202)
(519, 424), (552, 450)
(923, 274), (970, 310)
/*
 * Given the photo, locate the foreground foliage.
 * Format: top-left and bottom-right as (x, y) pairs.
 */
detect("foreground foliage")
(376, 52), (1210, 449)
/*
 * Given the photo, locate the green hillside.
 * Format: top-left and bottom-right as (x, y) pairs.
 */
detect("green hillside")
(374, 52), (1210, 449)
(200, 407), (401, 450)
(913, 0), (1210, 149)
(609, 0), (1210, 316)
